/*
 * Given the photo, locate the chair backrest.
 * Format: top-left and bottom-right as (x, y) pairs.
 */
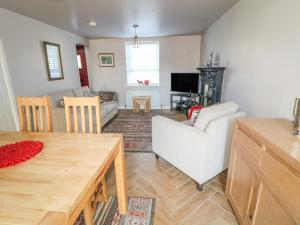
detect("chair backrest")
(64, 96), (101, 134)
(194, 102), (239, 130)
(17, 96), (52, 132)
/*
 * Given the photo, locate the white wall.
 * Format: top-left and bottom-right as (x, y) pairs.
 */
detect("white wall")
(0, 7), (88, 97)
(89, 35), (201, 108)
(201, 0), (300, 120)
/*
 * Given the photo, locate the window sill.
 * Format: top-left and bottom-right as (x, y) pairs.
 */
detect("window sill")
(126, 84), (162, 88)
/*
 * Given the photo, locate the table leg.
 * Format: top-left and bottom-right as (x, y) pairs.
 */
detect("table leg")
(114, 141), (128, 214)
(132, 99), (135, 112)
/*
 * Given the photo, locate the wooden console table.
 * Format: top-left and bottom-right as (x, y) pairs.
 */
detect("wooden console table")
(226, 119), (300, 225)
(133, 96), (151, 112)
(0, 132), (127, 225)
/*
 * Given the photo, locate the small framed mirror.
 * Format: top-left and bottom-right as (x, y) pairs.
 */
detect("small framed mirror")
(42, 41), (64, 81)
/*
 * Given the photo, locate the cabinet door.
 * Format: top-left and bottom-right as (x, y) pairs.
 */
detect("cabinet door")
(251, 183), (296, 225)
(226, 149), (256, 223)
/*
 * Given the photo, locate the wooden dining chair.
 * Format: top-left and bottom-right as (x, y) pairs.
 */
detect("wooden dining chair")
(63, 96), (108, 223)
(64, 96), (101, 133)
(17, 96), (52, 132)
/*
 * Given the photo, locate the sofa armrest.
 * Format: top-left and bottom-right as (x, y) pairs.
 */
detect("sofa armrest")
(152, 115), (211, 182)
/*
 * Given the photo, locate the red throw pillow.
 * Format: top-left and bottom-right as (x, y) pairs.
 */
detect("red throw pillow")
(188, 105), (203, 119)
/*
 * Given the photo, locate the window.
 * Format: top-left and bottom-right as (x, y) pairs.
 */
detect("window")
(125, 41), (159, 86)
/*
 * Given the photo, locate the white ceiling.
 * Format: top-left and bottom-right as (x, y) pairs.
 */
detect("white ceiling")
(0, 0), (238, 38)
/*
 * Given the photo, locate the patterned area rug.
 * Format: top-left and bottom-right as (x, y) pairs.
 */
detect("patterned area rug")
(75, 196), (156, 225)
(103, 110), (176, 152)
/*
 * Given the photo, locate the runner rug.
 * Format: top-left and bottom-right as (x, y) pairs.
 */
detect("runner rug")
(103, 109), (176, 152)
(75, 196), (156, 225)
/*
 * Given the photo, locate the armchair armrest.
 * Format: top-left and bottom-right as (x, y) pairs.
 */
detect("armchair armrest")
(152, 115), (211, 182)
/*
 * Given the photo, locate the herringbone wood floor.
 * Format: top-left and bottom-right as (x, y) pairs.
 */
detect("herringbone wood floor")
(107, 153), (239, 225)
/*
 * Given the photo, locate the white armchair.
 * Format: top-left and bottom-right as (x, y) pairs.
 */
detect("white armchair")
(152, 102), (246, 190)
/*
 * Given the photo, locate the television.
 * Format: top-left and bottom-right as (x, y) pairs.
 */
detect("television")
(171, 73), (199, 93)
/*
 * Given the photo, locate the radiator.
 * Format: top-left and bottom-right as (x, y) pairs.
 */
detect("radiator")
(126, 90), (160, 108)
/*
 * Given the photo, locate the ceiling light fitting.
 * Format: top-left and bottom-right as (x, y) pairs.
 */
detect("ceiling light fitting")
(89, 21), (97, 27)
(133, 24), (140, 48)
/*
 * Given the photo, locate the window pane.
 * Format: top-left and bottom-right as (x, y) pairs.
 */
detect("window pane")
(125, 41), (159, 85)
(46, 44), (62, 78)
(77, 55), (82, 69)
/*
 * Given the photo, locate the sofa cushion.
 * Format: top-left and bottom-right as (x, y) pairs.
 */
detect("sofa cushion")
(194, 102), (239, 130)
(72, 86), (91, 97)
(101, 101), (118, 118)
(48, 90), (74, 107)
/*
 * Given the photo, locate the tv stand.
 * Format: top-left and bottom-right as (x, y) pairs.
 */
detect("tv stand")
(170, 93), (200, 111)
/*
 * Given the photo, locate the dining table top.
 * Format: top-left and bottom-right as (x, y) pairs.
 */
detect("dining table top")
(0, 131), (123, 225)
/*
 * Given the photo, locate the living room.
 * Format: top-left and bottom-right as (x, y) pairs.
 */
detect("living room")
(0, 0), (299, 225)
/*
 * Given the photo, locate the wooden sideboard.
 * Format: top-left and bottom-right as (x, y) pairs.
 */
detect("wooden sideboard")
(226, 118), (300, 225)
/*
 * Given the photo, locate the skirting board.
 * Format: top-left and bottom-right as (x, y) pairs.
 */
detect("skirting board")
(118, 106), (171, 110)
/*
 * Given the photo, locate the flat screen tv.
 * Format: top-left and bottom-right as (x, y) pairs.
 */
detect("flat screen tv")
(171, 73), (199, 93)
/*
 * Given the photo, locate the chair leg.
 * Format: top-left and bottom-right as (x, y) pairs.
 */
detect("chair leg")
(83, 201), (93, 225)
(196, 182), (203, 191)
(95, 177), (108, 203)
(100, 177), (108, 202)
(155, 153), (159, 160)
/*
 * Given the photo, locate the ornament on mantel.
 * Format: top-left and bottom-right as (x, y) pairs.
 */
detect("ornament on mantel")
(213, 53), (220, 67)
(206, 52), (213, 67)
(206, 52), (220, 67)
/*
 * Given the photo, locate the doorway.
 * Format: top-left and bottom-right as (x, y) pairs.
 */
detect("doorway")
(0, 39), (19, 131)
(76, 45), (89, 87)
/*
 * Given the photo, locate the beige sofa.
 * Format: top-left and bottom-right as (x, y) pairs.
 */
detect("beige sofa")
(48, 86), (118, 132)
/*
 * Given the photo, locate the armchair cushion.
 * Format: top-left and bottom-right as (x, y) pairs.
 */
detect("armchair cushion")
(194, 102), (239, 130)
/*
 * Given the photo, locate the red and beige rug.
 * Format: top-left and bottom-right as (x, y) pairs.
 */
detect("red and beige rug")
(75, 196), (156, 225)
(103, 110), (175, 153)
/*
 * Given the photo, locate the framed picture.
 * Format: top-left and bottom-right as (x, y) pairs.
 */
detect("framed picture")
(98, 53), (115, 67)
(42, 41), (64, 81)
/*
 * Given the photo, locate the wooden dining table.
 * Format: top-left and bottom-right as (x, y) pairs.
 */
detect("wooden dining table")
(0, 131), (127, 225)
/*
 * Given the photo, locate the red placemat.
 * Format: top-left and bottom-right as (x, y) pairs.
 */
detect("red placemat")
(0, 141), (43, 168)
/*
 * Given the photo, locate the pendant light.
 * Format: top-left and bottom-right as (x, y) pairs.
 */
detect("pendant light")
(133, 24), (140, 48)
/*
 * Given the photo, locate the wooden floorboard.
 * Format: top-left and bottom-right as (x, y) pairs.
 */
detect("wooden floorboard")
(106, 153), (239, 225)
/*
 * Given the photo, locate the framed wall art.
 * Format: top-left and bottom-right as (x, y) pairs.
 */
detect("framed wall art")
(98, 53), (115, 67)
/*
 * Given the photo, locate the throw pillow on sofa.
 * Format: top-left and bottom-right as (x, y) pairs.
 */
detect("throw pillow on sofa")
(72, 86), (90, 97)
(181, 109), (201, 126)
(98, 91), (118, 102)
(194, 102), (239, 130)
(190, 109), (201, 124)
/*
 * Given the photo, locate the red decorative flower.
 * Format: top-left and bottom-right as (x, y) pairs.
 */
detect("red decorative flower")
(144, 80), (150, 86)
(0, 141), (43, 168)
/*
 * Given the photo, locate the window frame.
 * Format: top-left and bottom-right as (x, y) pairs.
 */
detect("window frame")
(125, 40), (160, 86)
(42, 41), (64, 81)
